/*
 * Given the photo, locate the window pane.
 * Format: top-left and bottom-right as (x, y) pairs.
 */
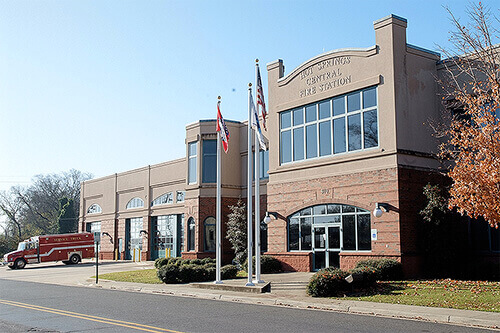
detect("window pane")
(313, 205), (326, 215)
(305, 104), (317, 122)
(202, 140), (217, 183)
(363, 110), (378, 148)
(188, 218), (195, 251)
(333, 96), (345, 116)
(328, 227), (341, 249)
(289, 219), (299, 250)
(347, 92), (360, 112)
(188, 157), (197, 183)
(293, 127), (304, 161)
(260, 150), (269, 179)
(281, 130), (291, 163)
(319, 101), (330, 119)
(348, 114), (361, 151)
(188, 142), (197, 157)
(301, 217), (312, 250)
(333, 117), (346, 153)
(343, 205), (356, 213)
(363, 87), (377, 108)
(204, 217), (216, 252)
(306, 124), (317, 159)
(293, 108), (303, 126)
(342, 215), (356, 250)
(357, 214), (371, 250)
(314, 227), (325, 249)
(319, 120), (332, 156)
(300, 207), (312, 216)
(202, 155), (216, 182)
(281, 111), (291, 129)
(327, 204), (341, 214)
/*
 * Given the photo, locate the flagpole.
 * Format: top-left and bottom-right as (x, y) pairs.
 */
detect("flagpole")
(215, 97), (223, 284)
(254, 59), (264, 284)
(246, 84), (255, 287)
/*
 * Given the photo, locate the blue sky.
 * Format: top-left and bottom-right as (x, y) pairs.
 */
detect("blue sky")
(0, 0), (479, 191)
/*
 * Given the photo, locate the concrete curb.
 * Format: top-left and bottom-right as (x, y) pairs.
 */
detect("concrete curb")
(84, 279), (500, 331)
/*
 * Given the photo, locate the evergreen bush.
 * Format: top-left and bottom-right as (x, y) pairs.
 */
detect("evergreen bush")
(355, 258), (403, 281)
(306, 268), (350, 297)
(242, 255), (282, 274)
(221, 264), (238, 279)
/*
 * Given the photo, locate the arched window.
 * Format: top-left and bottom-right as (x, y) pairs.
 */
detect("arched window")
(288, 204), (371, 252)
(187, 217), (195, 252)
(126, 197), (144, 209)
(204, 217), (216, 252)
(151, 192), (173, 206)
(87, 204), (102, 214)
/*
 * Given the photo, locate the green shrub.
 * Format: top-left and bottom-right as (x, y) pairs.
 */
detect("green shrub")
(154, 257), (170, 269)
(349, 266), (377, 288)
(355, 258), (403, 281)
(376, 259), (403, 281)
(306, 268), (350, 297)
(221, 264), (238, 279)
(242, 255), (282, 274)
(201, 257), (216, 265)
(157, 264), (180, 284)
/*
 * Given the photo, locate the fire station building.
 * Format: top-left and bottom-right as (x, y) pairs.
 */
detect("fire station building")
(79, 15), (499, 277)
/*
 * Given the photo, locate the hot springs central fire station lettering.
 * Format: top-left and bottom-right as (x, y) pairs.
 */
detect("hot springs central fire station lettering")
(299, 56), (352, 98)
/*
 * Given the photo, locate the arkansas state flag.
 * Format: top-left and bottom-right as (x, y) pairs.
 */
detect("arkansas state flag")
(217, 101), (230, 153)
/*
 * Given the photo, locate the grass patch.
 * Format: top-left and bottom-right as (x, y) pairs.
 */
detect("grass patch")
(96, 269), (162, 284)
(334, 279), (500, 312)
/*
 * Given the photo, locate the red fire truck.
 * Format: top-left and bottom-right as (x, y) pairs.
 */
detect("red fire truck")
(3, 232), (95, 269)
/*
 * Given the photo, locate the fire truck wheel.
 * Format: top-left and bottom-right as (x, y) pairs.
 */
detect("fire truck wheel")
(69, 254), (81, 265)
(14, 259), (26, 269)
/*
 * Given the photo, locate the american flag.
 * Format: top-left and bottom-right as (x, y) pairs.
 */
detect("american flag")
(216, 101), (230, 153)
(256, 65), (267, 130)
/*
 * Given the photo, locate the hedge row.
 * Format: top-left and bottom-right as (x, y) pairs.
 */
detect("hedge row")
(155, 257), (238, 284)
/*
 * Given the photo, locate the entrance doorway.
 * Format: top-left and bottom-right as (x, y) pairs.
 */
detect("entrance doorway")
(125, 218), (143, 260)
(313, 224), (341, 270)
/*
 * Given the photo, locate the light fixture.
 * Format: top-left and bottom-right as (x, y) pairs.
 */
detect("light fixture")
(102, 232), (113, 244)
(139, 230), (148, 237)
(373, 203), (389, 218)
(263, 212), (278, 224)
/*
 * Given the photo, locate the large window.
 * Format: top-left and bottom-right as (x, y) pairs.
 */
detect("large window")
(288, 204), (371, 252)
(126, 197), (144, 209)
(188, 142), (197, 184)
(204, 217), (216, 252)
(202, 140), (217, 183)
(87, 204), (102, 214)
(151, 192), (173, 206)
(253, 149), (270, 180)
(187, 217), (195, 251)
(280, 86), (378, 164)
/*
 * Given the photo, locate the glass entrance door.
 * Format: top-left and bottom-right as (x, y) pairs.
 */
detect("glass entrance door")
(313, 224), (341, 270)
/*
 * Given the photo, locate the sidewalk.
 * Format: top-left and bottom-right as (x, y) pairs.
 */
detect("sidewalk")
(80, 261), (499, 331)
(2, 260), (499, 330)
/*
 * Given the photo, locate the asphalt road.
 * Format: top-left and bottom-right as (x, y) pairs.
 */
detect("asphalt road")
(0, 278), (492, 333)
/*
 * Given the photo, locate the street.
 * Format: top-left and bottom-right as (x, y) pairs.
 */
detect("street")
(0, 277), (491, 333)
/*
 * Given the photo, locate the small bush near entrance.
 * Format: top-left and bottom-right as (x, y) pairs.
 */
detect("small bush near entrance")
(307, 268), (350, 297)
(349, 266), (377, 288)
(355, 258), (403, 281)
(242, 255), (282, 274)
